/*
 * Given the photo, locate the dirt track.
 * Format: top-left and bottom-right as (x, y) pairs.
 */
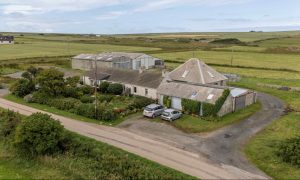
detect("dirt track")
(0, 98), (267, 179)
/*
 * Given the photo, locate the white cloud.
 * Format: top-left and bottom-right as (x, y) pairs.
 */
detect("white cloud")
(96, 11), (127, 20)
(2, 5), (42, 15)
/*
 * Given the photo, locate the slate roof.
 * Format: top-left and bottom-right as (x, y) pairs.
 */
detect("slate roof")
(168, 58), (228, 84)
(157, 81), (226, 104)
(73, 52), (150, 62)
(86, 67), (163, 89)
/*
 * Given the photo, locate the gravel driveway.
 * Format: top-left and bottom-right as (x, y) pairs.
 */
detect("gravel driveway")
(118, 93), (285, 176)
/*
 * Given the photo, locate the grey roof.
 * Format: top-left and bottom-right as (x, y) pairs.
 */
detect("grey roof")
(168, 58), (228, 84)
(0, 36), (14, 41)
(86, 67), (163, 89)
(230, 88), (249, 97)
(73, 52), (154, 62)
(157, 81), (226, 104)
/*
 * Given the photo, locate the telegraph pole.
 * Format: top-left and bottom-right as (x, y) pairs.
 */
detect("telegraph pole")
(94, 54), (98, 118)
(231, 48), (234, 66)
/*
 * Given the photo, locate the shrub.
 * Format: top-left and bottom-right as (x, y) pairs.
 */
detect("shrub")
(182, 99), (201, 115)
(163, 96), (171, 108)
(14, 113), (64, 156)
(98, 94), (114, 103)
(128, 96), (155, 110)
(107, 83), (123, 95)
(75, 103), (96, 119)
(64, 86), (82, 99)
(0, 83), (3, 89)
(23, 94), (34, 103)
(98, 105), (117, 121)
(277, 136), (300, 167)
(80, 85), (94, 95)
(48, 98), (82, 111)
(32, 91), (50, 104)
(81, 95), (95, 103)
(213, 89), (230, 115)
(202, 103), (215, 117)
(99, 81), (110, 93)
(0, 110), (21, 139)
(10, 79), (35, 97)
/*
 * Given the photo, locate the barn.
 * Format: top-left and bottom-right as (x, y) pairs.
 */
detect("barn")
(72, 52), (164, 71)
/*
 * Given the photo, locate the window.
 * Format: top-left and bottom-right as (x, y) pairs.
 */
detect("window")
(145, 88), (148, 95)
(133, 87), (137, 93)
(181, 70), (189, 78)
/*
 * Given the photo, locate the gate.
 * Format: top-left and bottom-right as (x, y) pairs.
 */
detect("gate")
(235, 95), (246, 111)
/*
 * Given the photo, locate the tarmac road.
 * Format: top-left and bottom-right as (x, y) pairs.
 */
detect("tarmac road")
(0, 98), (266, 179)
(118, 93), (285, 178)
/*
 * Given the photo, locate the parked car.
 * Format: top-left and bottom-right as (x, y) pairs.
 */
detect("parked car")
(161, 109), (182, 122)
(143, 104), (165, 118)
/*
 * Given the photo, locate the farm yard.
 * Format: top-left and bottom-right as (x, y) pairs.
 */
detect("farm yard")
(1, 31), (300, 179)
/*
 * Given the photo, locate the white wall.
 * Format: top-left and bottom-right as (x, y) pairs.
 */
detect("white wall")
(132, 55), (157, 70)
(0, 41), (14, 44)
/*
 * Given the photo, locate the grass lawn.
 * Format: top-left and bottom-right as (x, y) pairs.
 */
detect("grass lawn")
(245, 112), (300, 179)
(172, 102), (261, 133)
(3, 94), (137, 126)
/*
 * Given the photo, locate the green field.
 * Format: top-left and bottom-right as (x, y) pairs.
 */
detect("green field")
(1, 31), (300, 178)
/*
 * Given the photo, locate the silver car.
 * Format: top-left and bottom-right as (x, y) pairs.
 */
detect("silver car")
(143, 104), (165, 118)
(161, 109), (182, 122)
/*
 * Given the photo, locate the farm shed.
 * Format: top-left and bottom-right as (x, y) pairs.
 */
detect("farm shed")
(83, 67), (163, 99)
(0, 36), (14, 44)
(72, 52), (163, 71)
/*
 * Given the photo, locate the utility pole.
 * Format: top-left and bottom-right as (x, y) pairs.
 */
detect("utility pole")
(94, 54), (98, 118)
(230, 48), (234, 66)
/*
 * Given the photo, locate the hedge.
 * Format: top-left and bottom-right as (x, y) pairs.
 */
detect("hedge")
(163, 95), (172, 108)
(107, 83), (123, 95)
(182, 99), (201, 115)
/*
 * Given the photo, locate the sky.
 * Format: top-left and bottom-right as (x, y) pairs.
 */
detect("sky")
(0, 0), (300, 34)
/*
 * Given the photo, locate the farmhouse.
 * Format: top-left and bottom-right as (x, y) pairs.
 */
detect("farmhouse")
(83, 68), (163, 99)
(0, 36), (14, 44)
(157, 58), (256, 116)
(72, 52), (164, 71)
(82, 58), (256, 116)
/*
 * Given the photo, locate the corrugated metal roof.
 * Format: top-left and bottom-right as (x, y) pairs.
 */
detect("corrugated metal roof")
(73, 52), (159, 62)
(230, 88), (248, 97)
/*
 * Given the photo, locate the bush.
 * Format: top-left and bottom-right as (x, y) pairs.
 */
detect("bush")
(48, 98), (82, 111)
(128, 96), (155, 110)
(75, 103), (96, 119)
(98, 104), (117, 121)
(98, 94), (114, 103)
(32, 91), (50, 104)
(99, 81), (110, 93)
(182, 99), (201, 115)
(0, 110), (21, 139)
(64, 87), (82, 99)
(202, 103), (215, 117)
(23, 94), (34, 103)
(107, 83), (123, 95)
(80, 85), (94, 95)
(277, 136), (300, 167)
(80, 95), (95, 103)
(0, 83), (4, 89)
(14, 113), (64, 156)
(10, 79), (35, 97)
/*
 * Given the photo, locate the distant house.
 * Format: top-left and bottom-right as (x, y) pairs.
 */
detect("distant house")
(157, 58), (256, 116)
(83, 67), (163, 99)
(72, 52), (164, 71)
(0, 36), (14, 44)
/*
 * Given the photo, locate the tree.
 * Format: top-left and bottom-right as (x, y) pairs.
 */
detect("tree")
(14, 113), (64, 156)
(37, 68), (66, 96)
(10, 79), (35, 97)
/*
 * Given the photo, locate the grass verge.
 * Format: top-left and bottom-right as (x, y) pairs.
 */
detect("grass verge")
(150, 102), (261, 133)
(3, 94), (137, 126)
(244, 112), (300, 179)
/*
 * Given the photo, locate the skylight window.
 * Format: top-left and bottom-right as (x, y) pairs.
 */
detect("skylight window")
(207, 94), (214, 100)
(207, 71), (215, 78)
(182, 70), (189, 78)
